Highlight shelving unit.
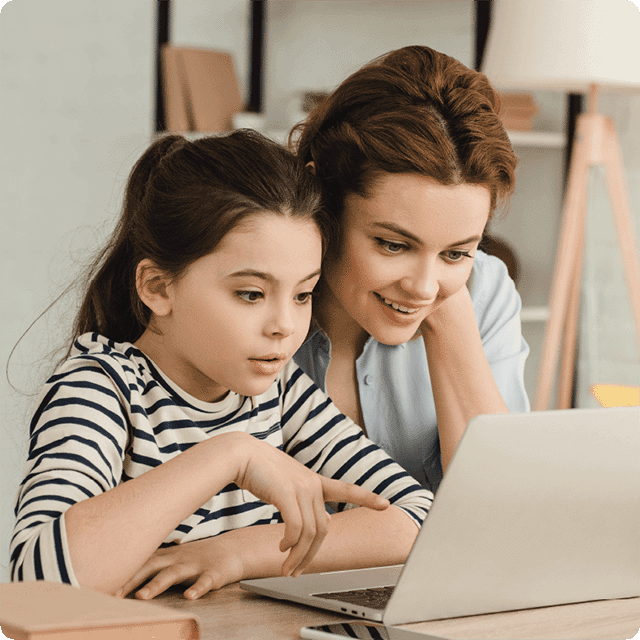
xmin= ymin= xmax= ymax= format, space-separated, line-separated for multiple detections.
xmin=506 ymin=128 xmax=566 ymax=329
xmin=494 ymin=124 xmax=567 ymax=400
xmin=507 ymin=130 xmax=566 ymax=149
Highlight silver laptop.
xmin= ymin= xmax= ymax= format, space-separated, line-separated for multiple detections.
xmin=241 ymin=407 xmax=640 ymax=625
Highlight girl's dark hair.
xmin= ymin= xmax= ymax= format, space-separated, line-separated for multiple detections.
xmin=71 ymin=129 xmax=326 ymax=346
xmin=293 ymin=45 xmax=517 ymax=226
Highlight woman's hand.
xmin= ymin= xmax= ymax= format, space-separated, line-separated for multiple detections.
xmin=234 ymin=435 xmax=389 ymax=578
xmin=119 ymin=535 xmax=244 ymax=600
xmin=420 ymin=284 xmax=473 ymax=335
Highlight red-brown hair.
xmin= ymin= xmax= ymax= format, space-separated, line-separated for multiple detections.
xmin=293 ymin=45 xmax=517 ymax=226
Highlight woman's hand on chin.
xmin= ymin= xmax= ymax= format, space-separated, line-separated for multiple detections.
xmin=419 ymin=285 xmax=474 ymax=335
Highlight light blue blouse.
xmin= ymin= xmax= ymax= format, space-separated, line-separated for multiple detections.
xmin=294 ymin=250 xmax=530 ymax=494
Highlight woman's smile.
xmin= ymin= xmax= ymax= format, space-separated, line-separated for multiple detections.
xmin=320 ymin=173 xmax=491 ymax=346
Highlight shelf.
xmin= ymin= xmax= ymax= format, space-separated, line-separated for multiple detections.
xmin=520 ymin=306 xmax=550 ymax=323
xmin=507 ymin=130 xmax=566 ymax=148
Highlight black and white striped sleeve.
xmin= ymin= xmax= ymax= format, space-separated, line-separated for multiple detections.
xmin=278 ymin=362 xmax=433 ymax=528
xmin=10 ymin=356 xmax=130 ymax=585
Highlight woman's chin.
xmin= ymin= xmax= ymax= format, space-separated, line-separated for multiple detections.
xmin=367 ymin=321 xmax=424 ymax=346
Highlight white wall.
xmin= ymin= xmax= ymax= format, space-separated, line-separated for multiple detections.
xmin=262 ymin=0 xmax=473 ymax=128
xmin=0 ymin=0 xmax=476 ymax=582
xmin=1 ymin=0 xmax=154 ymax=582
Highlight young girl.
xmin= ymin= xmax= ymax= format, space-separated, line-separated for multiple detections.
xmin=10 ymin=131 xmax=433 ymax=601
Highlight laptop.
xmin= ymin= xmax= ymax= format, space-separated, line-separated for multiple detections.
xmin=240 ymin=407 xmax=640 ymax=625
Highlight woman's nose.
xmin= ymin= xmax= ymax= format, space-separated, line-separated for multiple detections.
xmin=400 ymin=261 xmax=439 ymax=300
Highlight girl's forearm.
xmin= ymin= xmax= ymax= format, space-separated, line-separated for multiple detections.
xmin=64 ymin=432 xmax=246 ymax=594
xmin=227 ymin=505 xmax=418 ymax=581
xmin=422 ymin=289 xmax=508 ymax=472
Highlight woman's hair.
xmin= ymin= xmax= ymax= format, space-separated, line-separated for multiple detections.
xmin=71 ymin=129 xmax=326 ymax=346
xmin=293 ymin=45 xmax=517 ymax=227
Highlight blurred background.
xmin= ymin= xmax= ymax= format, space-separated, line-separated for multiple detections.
xmin=2 ymin=0 xmax=639 ymax=582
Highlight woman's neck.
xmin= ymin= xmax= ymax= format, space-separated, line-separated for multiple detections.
xmin=313 ymin=282 xmax=370 ymax=360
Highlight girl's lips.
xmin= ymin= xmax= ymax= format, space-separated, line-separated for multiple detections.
xmin=249 ymin=354 xmax=287 ymax=376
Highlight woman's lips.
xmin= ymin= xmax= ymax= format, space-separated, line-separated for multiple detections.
xmin=374 ymin=292 xmax=424 ymax=315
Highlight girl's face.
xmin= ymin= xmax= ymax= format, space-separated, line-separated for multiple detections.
xmin=138 ymin=213 xmax=322 ymax=402
xmin=322 ymin=173 xmax=491 ymax=346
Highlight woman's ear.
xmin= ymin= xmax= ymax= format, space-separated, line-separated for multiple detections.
xmin=305 ymin=161 xmax=316 ymax=175
xmin=136 ymin=259 xmax=172 ymax=317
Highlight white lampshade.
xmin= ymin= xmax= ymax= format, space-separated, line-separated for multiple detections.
xmin=482 ymin=0 xmax=640 ymax=93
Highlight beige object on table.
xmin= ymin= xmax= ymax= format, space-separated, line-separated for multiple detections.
xmin=0 ymin=581 xmax=199 ymax=639
xmin=161 ymin=45 xmax=242 ymax=133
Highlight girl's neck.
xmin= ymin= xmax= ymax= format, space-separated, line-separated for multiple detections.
xmin=313 ymin=282 xmax=370 ymax=360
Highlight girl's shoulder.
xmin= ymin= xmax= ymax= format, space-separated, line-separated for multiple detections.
xmin=51 ymin=332 xmax=151 ymax=396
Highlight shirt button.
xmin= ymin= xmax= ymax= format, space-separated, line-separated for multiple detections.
xmin=363 ymin=374 xmax=373 ymax=385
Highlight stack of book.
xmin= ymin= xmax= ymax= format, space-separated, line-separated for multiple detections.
xmin=497 ymin=92 xmax=539 ymax=131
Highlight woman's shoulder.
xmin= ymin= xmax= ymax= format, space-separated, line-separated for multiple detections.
xmin=468 ymin=250 xmax=524 ymax=340
xmin=469 ymin=250 xmax=520 ymax=309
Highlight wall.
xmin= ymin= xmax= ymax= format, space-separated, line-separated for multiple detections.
xmin=0 ymin=0 xmax=154 ymax=582
xmin=0 ymin=0 xmax=475 ymax=585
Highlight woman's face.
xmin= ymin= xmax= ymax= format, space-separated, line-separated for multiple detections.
xmin=322 ymin=173 xmax=491 ymax=346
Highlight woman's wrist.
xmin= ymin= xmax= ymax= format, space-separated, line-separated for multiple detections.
xmin=420 ymin=286 xmax=475 ymax=337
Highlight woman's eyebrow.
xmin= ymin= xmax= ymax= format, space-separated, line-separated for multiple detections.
xmin=370 ymin=223 xmax=481 ymax=248
xmin=446 ymin=235 xmax=482 ymax=248
xmin=227 ymin=269 xmax=322 ymax=285
xmin=370 ymin=222 xmax=422 ymax=244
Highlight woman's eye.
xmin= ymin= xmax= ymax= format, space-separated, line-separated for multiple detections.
xmin=376 ymin=238 xmax=407 ymax=254
xmin=444 ymin=250 xmax=472 ymax=262
xmin=236 ymin=290 xmax=263 ymax=303
xmin=295 ymin=292 xmax=313 ymax=304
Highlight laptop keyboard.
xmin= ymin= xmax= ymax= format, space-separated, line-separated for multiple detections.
xmin=313 ymin=585 xmax=395 ymax=610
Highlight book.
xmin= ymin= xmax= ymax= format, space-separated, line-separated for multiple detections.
xmin=161 ymin=45 xmax=191 ymax=132
xmin=161 ymin=45 xmax=242 ymax=133
xmin=0 ymin=581 xmax=199 ymax=639
xmin=497 ymin=92 xmax=539 ymax=131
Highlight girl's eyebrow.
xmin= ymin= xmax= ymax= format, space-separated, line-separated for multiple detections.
xmin=370 ymin=222 xmax=482 ymax=248
xmin=227 ymin=269 xmax=322 ymax=285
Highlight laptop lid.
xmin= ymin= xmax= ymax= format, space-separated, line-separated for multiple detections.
xmin=383 ymin=406 xmax=639 ymax=624
xmin=241 ymin=407 xmax=639 ymax=625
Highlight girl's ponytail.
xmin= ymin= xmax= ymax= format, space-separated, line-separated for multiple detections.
xmin=70 ymin=135 xmax=187 ymax=348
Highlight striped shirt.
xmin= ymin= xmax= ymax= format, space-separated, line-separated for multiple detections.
xmin=11 ymin=333 xmax=433 ymax=586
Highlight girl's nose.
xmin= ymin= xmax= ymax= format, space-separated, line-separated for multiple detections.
xmin=264 ymin=305 xmax=296 ymax=338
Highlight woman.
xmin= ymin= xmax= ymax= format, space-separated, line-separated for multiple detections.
xmin=293 ymin=45 xmax=530 ymax=493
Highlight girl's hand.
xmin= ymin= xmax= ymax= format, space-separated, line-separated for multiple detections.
xmin=119 ymin=536 xmax=244 ymax=601
xmin=236 ymin=435 xmax=389 ymax=578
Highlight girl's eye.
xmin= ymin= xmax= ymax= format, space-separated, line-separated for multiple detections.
xmin=444 ymin=250 xmax=472 ymax=262
xmin=295 ymin=292 xmax=313 ymax=304
xmin=236 ymin=290 xmax=263 ymax=303
xmin=375 ymin=238 xmax=407 ymax=254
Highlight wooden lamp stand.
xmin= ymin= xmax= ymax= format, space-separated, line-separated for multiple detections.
xmin=534 ymin=84 xmax=640 ymax=410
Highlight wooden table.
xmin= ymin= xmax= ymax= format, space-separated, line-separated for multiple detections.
xmin=154 ymin=584 xmax=639 ymax=640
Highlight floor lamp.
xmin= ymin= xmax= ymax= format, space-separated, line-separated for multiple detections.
xmin=482 ymin=0 xmax=640 ymax=410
